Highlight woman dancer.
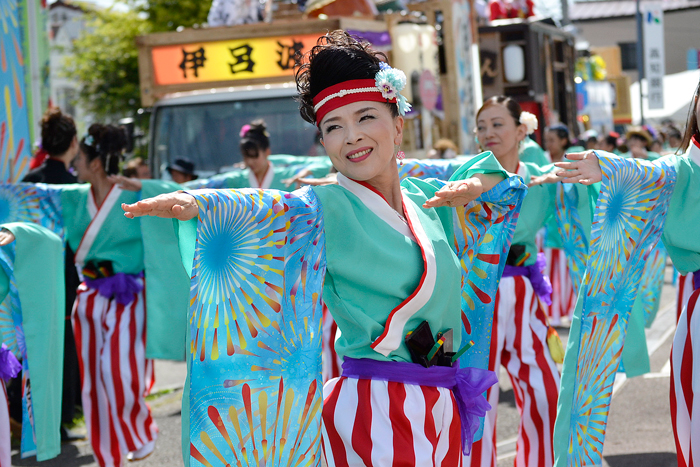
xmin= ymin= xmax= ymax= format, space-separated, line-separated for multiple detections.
xmin=124 ymin=31 xmax=527 ymax=466
xmin=187 ymin=119 xmax=331 ymax=189
xmin=466 ymin=96 xmax=582 ymax=467
xmin=0 ymin=124 xmax=190 ymax=467
xmin=554 ymin=79 xmax=700 ymax=467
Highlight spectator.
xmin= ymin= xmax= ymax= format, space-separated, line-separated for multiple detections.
xmin=167 ymin=158 xmax=198 ymax=184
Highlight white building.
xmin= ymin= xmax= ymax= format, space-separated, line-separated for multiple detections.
xmin=49 ymin=0 xmax=91 ymax=133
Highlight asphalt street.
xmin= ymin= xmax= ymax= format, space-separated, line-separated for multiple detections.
xmin=12 ymin=265 xmax=681 ymax=466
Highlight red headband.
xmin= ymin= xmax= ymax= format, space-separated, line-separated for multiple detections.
xmin=312 ymin=79 xmax=396 ymax=127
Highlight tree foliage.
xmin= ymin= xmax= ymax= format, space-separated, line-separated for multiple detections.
xmin=65 ymin=7 xmax=150 ymax=120
xmin=65 ymin=1 xmax=213 ymax=120
xmin=127 ymin=0 xmax=212 ymax=32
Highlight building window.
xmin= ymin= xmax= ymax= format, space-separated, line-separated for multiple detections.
xmin=619 ymin=42 xmax=638 ymax=70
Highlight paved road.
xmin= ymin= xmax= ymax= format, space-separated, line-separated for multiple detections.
xmin=12 ymin=266 xmax=681 ymax=466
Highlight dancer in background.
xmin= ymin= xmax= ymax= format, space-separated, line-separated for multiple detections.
xmin=466 ymin=97 xmax=591 ymax=467
xmin=0 ymin=123 xmax=190 ymax=467
xmin=551 ymin=78 xmax=700 ymax=467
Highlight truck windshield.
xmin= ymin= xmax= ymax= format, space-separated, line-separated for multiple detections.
xmin=151 ymin=95 xmax=319 ymax=176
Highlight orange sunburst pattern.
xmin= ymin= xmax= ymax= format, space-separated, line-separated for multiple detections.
xmin=187 ymin=187 xmax=325 ymax=467
xmin=446 ymin=176 xmax=527 ymax=372
xmin=559 ymin=155 xmax=676 ymax=467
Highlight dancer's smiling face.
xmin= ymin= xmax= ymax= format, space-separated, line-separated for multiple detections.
xmin=476 ymin=103 xmax=526 ymax=159
xmin=319 ymin=100 xmax=403 ymax=182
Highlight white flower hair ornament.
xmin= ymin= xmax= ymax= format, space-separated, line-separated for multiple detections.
xmin=519 ymin=111 xmax=538 ymax=134
xmin=375 ymin=62 xmax=412 ymax=116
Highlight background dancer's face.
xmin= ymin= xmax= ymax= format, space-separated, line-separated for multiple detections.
xmin=320 ymin=100 xmax=403 ymax=185
xmin=476 ymin=104 xmax=525 ymax=160
xmin=73 ymin=149 xmax=100 ymax=183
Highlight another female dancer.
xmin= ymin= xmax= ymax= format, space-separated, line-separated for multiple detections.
xmin=467 ymin=96 xmax=579 ymax=467
xmin=552 ymin=78 xmax=700 ymax=467
xmin=0 ymin=124 xmax=190 ymax=467
xmin=187 ymin=119 xmax=331 ymax=189
xmin=123 ymin=31 xmax=527 ymax=466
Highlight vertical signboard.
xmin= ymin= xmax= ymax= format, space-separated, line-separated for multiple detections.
xmin=642 ymin=2 xmax=665 ymax=110
xmin=451 ymin=0 xmax=478 ymax=153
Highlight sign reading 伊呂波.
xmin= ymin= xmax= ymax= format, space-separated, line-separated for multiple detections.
xmin=641 ymin=2 xmax=665 ymax=110
xmin=152 ymin=34 xmax=321 ymax=85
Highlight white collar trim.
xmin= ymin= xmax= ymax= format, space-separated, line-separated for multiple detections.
xmin=337 ymin=173 xmax=416 ymax=242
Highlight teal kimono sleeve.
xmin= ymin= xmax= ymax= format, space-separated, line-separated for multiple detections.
xmin=139 ymin=180 xmax=191 ymax=361
xmin=0 ymin=222 xmax=64 ymax=461
xmin=553 ymin=154 xmax=676 ymax=467
xmin=449 ymin=150 xmax=511 ymax=181
xmin=177 ymin=187 xmax=326 ymax=467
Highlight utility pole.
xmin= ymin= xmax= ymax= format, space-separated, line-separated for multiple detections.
xmin=636 ymin=0 xmax=645 ymax=125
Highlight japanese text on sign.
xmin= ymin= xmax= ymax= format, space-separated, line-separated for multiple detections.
xmin=642 ymin=3 xmax=665 ymax=110
xmin=154 ymin=34 xmax=321 ymax=85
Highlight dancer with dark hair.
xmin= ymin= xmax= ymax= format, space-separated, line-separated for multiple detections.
xmin=124 ymin=31 xmax=527 ymax=466
xmin=466 ymin=96 xmax=581 ymax=467
xmin=21 ymin=107 xmax=83 ymax=441
xmin=187 ymin=119 xmax=330 ymax=189
xmin=0 ymin=123 xmax=190 ymax=467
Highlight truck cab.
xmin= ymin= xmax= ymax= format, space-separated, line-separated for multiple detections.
xmin=149 ymin=83 xmax=319 ymax=178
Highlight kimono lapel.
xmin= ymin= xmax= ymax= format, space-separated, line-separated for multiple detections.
xmin=689 ymin=136 xmax=700 ymax=167
xmin=75 ymin=185 xmax=123 ymax=267
xmin=336 ymin=173 xmax=438 ymax=357
xmin=337 ymin=173 xmax=415 ymax=241
xmin=247 ymin=162 xmax=275 ymax=189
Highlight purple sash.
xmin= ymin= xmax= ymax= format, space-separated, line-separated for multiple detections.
xmin=0 ymin=343 xmax=20 ymax=381
xmin=502 ymin=252 xmax=553 ymax=305
xmin=341 ymin=357 xmax=498 ymax=455
xmin=84 ymin=272 xmax=144 ymax=305
xmin=694 ymin=270 xmax=700 ymax=290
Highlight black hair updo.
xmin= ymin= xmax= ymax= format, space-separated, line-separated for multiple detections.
xmin=295 ymin=30 xmax=399 ymax=125
xmin=79 ymin=123 xmax=127 ymax=176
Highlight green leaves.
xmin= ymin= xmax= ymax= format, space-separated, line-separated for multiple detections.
xmin=64 ymin=1 xmax=212 ymax=120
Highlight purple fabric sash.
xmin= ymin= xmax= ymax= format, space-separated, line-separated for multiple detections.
xmin=694 ymin=270 xmax=700 ymax=290
xmin=0 ymin=343 xmax=21 ymax=381
xmin=502 ymin=252 xmax=553 ymax=305
xmin=341 ymin=357 xmax=498 ymax=455
xmin=84 ymin=272 xmax=144 ymax=305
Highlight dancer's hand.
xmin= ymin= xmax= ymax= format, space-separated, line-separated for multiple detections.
xmin=528 ymin=171 xmax=562 ymax=187
xmin=122 ymin=191 xmax=198 ymax=221
xmin=282 ymin=169 xmax=313 ymax=188
xmin=108 ymin=175 xmax=142 ymax=191
xmin=554 ymin=151 xmax=602 ymax=185
xmin=424 ymin=178 xmax=484 ymax=208
xmin=0 ymin=229 xmax=15 ymax=246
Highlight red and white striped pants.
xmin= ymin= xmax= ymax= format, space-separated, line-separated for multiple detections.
xmin=671 ymin=286 xmax=700 ymax=467
xmin=72 ymin=283 xmax=158 ymax=467
xmin=0 ymin=381 xmax=8 ymax=467
xmin=677 ymin=273 xmax=694 ymax=324
xmin=544 ymin=248 xmax=575 ymax=325
xmin=465 ymin=276 xmax=560 ymax=467
xmin=322 ymin=376 xmax=463 ymax=466
xmin=322 ymin=304 xmax=342 ymax=384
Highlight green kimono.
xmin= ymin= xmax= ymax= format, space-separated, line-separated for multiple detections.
xmin=520 ymin=137 xmax=549 ymax=167
xmin=188 ymin=161 xmax=331 ymax=190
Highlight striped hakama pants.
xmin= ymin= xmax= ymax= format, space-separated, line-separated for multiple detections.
xmin=465 ymin=276 xmax=560 ymax=467
xmin=322 ymin=376 xmax=464 ymax=466
xmin=72 ymin=282 xmax=157 ymax=467
xmin=544 ymin=248 xmax=575 ymax=326
xmin=677 ymin=273 xmax=694 ymax=324
xmin=671 ymin=277 xmax=700 ymax=467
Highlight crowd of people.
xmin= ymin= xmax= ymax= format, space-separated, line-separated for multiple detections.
xmin=0 ymin=29 xmax=698 ymax=467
